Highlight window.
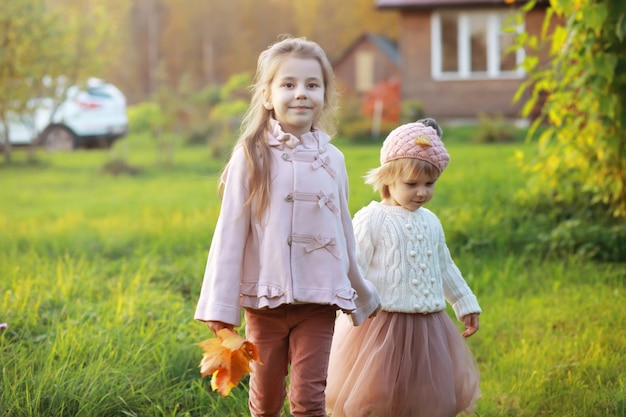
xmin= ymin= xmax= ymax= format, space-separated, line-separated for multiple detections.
xmin=355 ymin=51 xmax=375 ymax=92
xmin=432 ymin=10 xmax=525 ymax=80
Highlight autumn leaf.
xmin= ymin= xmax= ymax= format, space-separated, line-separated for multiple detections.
xmin=198 ymin=328 xmax=261 ymax=396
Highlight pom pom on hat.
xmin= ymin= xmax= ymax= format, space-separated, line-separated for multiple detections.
xmin=417 ymin=117 xmax=443 ymax=138
xmin=380 ymin=119 xmax=450 ymax=173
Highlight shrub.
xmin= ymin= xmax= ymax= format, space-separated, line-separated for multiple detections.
xmin=337 ymin=118 xmax=396 ymax=144
xmin=127 ymin=102 xmax=164 ymax=135
xmin=513 ymin=0 xmax=626 ymax=219
xmin=514 ymin=188 xmax=626 ymax=262
xmin=338 ymin=96 xmax=422 ymax=144
xmin=400 ymin=99 xmax=426 ymax=124
xmin=471 ymin=113 xmax=519 ymax=144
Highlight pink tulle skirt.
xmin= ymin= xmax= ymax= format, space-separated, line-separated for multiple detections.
xmin=326 ymin=310 xmax=480 ymax=417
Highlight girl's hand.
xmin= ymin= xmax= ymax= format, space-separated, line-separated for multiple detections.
xmin=461 ymin=313 xmax=480 ymax=338
xmin=206 ymin=320 xmax=235 ymax=336
xmin=368 ymin=303 xmax=382 ymax=319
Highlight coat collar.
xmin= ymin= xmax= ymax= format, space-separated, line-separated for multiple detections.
xmin=266 ymin=119 xmax=331 ymax=150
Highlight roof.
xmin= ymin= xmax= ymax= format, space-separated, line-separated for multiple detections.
xmin=377 ymin=0 xmax=527 ymax=8
xmin=366 ymin=34 xmax=400 ymax=65
xmin=333 ymin=33 xmax=399 ymax=67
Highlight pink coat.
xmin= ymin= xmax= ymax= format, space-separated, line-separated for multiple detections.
xmin=194 ymin=121 xmax=380 ymax=327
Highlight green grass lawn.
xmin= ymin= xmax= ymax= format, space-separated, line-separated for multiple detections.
xmin=1 ymin=133 xmax=624 ymax=416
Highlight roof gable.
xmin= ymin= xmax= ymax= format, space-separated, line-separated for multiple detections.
xmin=366 ymin=34 xmax=400 ymax=65
xmin=333 ymin=32 xmax=399 ymax=68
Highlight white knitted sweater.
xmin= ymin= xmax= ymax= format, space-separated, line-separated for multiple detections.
xmin=352 ymin=201 xmax=481 ymax=320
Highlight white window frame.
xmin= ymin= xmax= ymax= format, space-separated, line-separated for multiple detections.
xmin=431 ymin=9 xmax=526 ymax=81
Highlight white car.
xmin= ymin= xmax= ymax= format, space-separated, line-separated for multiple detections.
xmin=3 ymin=78 xmax=128 ymax=150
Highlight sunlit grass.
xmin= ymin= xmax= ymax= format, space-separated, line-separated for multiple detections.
xmin=460 ymin=256 xmax=625 ymax=416
xmin=0 ymin=132 xmax=624 ymax=416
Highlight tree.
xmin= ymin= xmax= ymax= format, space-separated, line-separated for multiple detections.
xmin=0 ymin=0 xmax=129 ymax=163
xmin=0 ymin=0 xmax=62 ymax=162
xmin=103 ymin=0 xmax=398 ymax=103
xmin=514 ymin=0 xmax=626 ymax=219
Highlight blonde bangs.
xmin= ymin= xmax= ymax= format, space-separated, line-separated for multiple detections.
xmin=365 ymin=158 xmax=440 ymax=199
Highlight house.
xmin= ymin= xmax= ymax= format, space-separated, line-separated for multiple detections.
xmin=332 ymin=32 xmax=401 ymax=97
xmin=376 ymin=0 xmax=549 ymax=121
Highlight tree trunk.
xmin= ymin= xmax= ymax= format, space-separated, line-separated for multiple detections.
xmin=1 ymin=138 xmax=12 ymax=164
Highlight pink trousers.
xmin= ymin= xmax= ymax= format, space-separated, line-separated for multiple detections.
xmin=244 ymin=304 xmax=337 ymax=417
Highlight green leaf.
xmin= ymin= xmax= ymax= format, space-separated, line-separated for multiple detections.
xmin=581 ymin=4 xmax=609 ymax=36
xmin=616 ymin=13 xmax=626 ymax=42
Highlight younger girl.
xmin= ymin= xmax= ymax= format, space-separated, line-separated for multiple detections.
xmin=194 ymin=37 xmax=380 ymax=417
xmin=326 ymin=119 xmax=482 ymax=417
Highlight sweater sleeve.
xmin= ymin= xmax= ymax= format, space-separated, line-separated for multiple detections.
xmin=435 ymin=219 xmax=482 ymax=320
xmin=352 ymin=206 xmax=375 ymax=279
xmin=194 ymin=148 xmax=251 ymax=327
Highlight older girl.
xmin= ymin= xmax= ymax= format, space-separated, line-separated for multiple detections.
xmin=194 ymin=36 xmax=380 ymax=417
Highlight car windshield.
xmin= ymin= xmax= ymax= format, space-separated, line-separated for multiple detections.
xmin=87 ymin=87 xmax=113 ymax=98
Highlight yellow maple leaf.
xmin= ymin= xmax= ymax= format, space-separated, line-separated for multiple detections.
xmin=198 ymin=328 xmax=261 ymax=396
xmin=414 ymin=134 xmax=432 ymax=146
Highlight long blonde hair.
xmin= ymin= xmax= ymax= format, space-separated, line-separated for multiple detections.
xmin=220 ymin=36 xmax=338 ymax=217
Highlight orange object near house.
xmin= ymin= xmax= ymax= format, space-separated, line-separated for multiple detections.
xmin=361 ymin=78 xmax=402 ymax=123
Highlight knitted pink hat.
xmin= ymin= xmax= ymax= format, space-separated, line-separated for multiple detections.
xmin=380 ymin=120 xmax=450 ymax=173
